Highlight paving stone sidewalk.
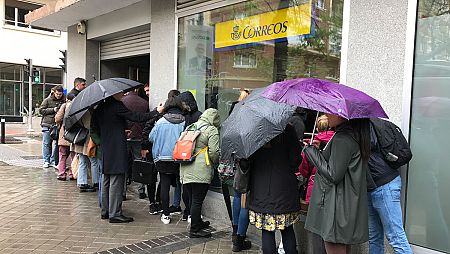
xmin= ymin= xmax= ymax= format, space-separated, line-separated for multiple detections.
xmin=0 ymin=141 xmax=261 ymax=254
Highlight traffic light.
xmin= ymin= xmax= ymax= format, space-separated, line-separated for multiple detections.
xmin=59 ymin=50 xmax=66 ymax=72
xmin=24 ymin=58 xmax=31 ymax=77
xmin=32 ymin=68 xmax=40 ymax=83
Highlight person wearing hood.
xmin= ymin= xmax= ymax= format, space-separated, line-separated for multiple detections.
xmin=288 ymin=107 xmax=307 ymax=141
xmin=173 ymin=91 xmax=203 ymax=218
xmin=178 ymin=91 xmax=202 ymax=127
xmin=149 ymin=96 xmax=186 ymax=225
xmin=180 ymin=108 xmax=220 ymax=238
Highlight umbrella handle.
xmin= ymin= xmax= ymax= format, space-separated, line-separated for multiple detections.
xmin=310 ymin=111 xmax=319 ymax=146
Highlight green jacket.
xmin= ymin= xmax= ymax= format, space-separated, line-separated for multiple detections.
xmin=180 ymin=108 xmax=220 ymax=185
xmin=304 ymin=122 xmax=369 ymax=244
xmin=39 ymin=94 xmax=64 ymax=128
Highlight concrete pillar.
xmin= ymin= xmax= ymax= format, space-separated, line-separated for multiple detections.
xmin=343 ymin=0 xmax=410 ymax=126
xmin=67 ymin=25 xmax=99 ymax=89
xmin=149 ymin=0 xmax=177 ymax=108
xmin=0 ymin=0 xmax=5 ymax=22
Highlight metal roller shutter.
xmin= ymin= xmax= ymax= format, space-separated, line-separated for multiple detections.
xmin=177 ymin=0 xmax=211 ymax=10
xmin=100 ymin=30 xmax=150 ymax=61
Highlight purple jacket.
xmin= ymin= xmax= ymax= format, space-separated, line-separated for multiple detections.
xmin=121 ymin=91 xmax=149 ymax=140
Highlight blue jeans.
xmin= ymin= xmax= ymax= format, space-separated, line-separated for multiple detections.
xmin=232 ymin=190 xmax=249 ymax=236
xmin=42 ymin=127 xmax=55 ymax=164
xmin=368 ymin=176 xmax=412 ymax=254
xmin=77 ymin=154 xmax=100 ymax=186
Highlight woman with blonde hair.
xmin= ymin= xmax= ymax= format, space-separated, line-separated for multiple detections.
xmin=304 ymin=115 xmax=370 ymax=254
xmin=229 ymin=89 xmax=250 ymax=115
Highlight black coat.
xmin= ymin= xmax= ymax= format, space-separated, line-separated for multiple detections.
xmin=245 ymin=125 xmax=303 ymax=214
xmin=368 ymin=123 xmax=398 ymax=190
xmin=288 ymin=112 xmax=306 ymax=141
xmin=178 ymin=91 xmax=202 ymax=128
xmin=67 ymin=88 xmax=81 ymax=98
xmin=93 ymin=98 xmax=158 ymax=175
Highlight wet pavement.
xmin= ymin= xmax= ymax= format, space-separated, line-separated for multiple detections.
xmin=0 ymin=139 xmax=261 ymax=253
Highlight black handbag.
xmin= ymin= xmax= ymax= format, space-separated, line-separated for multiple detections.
xmin=233 ymin=160 xmax=251 ymax=193
xmin=132 ymin=159 xmax=156 ymax=184
xmin=50 ymin=125 xmax=59 ymax=140
xmin=63 ymin=124 xmax=88 ymax=144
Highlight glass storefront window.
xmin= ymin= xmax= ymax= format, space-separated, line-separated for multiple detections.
xmin=0 ymin=81 xmax=21 ymax=115
xmin=0 ymin=63 xmax=22 ymax=81
xmin=45 ymin=68 xmax=63 ymax=84
xmin=177 ymin=0 xmax=344 ymax=123
xmin=405 ymin=0 xmax=450 ymax=252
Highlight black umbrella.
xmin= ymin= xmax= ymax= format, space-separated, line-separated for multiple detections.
xmin=221 ymin=89 xmax=295 ymax=160
xmin=65 ymin=78 xmax=142 ymax=129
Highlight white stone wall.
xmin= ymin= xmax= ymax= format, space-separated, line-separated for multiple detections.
xmin=344 ymin=0 xmax=410 ymax=126
xmin=67 ymin=25 xmax=99 ymax=89
xmin=0 ymin=0 xmax=67 ymax=68
xmin=87 ymin=0 xmax=151 ymax=40
xmin=149 ymin=0 xmax=177 ymax=108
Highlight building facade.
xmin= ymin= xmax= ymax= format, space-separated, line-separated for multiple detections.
xmin=0 ymin=0 xmax=66 ymax=120
xmin=26 ymin=0 xmax=450 ymax=253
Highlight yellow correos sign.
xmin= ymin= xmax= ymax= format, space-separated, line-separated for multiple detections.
xmin=215 ymin=3 xmax=312 ymax=49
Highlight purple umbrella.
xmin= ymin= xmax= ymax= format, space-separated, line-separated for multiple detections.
xmin=262 ymin=78 xmax=388 ymax=119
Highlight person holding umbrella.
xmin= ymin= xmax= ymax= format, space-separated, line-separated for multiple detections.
xmin=220 ymin=89 xmax=299 ymax=253
xmin=262 ymin=78 xmax=389 ymax=254
xmin=240 ymin=124 xmax=303 ymax=254
xmin=89 ymin=79 xmax=163 ymax=223
xmin=303 ymin=116 xmax=370 ymax=254
xmin=93 ymin=93 xmax=162 ymax=223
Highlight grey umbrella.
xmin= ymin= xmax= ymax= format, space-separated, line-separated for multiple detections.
xmin=65 ymin=78 xmax=142 ymax=129
xmin=221 ymin=89 xmax=295 ymax=160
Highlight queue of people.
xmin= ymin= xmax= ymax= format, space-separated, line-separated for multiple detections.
xmin=40 ymin=78 xmax=412 ymax=254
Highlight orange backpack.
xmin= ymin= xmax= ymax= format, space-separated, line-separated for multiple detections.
xmin=172 ymin=123 xmax=208 ymax=164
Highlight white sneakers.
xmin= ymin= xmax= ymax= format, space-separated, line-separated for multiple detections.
xmin=43 ymin=162 xmax=49 ymax=168
xmin=161 ymin=215 xmax=171 ymax=225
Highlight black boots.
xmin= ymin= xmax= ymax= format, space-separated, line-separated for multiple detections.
xmin=232 ymin=235 xmax=252 ymax=252
xmin=232 ymin=225 xmax=238 ymax=242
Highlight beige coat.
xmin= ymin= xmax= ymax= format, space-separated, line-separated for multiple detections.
xmin=55 ymin=102 xmax=70 ymax=147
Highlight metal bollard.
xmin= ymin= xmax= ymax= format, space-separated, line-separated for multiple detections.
xmin=1 ymin=118 xmax=5 ymax=144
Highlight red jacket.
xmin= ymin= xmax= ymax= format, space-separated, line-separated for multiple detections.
xmin=297 ymin=131 xmax=335 ymax=204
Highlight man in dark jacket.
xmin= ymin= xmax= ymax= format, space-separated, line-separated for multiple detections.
xmin=122 ymin=90 xmax=149 ymax=199
xmin=367 ymin=125 xmax=412 ymax=254
xmin=67 ymin=77 xmax=86 ymax=98
xmin=39 ymin=85 xmax=65 ymax=168
xmin=93 ymin=93 xmax=162 ymax=223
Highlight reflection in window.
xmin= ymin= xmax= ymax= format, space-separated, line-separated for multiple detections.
xmin=177 ymin=0 xmax=343 ymax=190
xmin=177 ymin=0 xmax=343 ymax=114
xmin=406 ymin=0 xmax=450 ymax=252
xmin=234 ymin=52 xmax=257 ymax=68
xmin=316 ymin=0 xmax=325 ymax=10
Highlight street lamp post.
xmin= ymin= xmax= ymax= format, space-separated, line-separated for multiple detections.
xmin=25 ymin=59 xmax=34 ymax=133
